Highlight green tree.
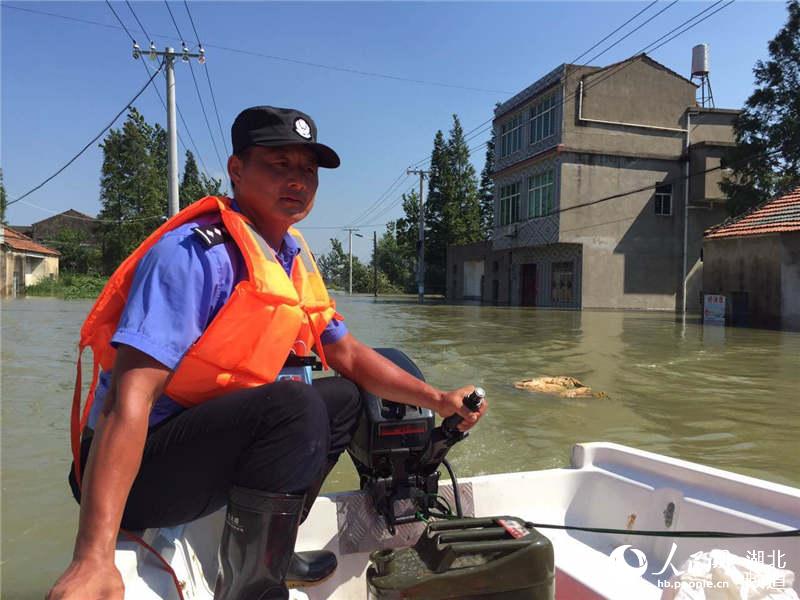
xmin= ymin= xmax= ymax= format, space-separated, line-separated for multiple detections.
xmin=317 ymin=238 xmax=348 ymax=288
xmin=421 ymin=115 xmax=482 ymax=294
xmin=97 ymin=108 xmax=167 ymax=273
xmin=51 ymin=228 xmax=101 ymax=274
xmin=478 ymin=134 xmax=495 ymax=239
xmin=180 ymin=150 xmax=223 ymax=209
xmin=443 ymin=114 xmax=482 ymax=247
xmin=373 ymin=222 xmax=414 ymax=292
xmin=395 ymin=190 xmax=422 ymax=292
xmin=0 ymin=169 xmax=7 ymax=225
xmin=721 ymin=0 xmax=800 ymax=215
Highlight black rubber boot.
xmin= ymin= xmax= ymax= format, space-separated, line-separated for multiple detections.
xmin=214 ymin=486 xmax=305 ymax=600
xmin=287 ymin=459 xmax=338 ymax=588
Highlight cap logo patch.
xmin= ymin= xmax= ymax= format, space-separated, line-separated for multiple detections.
xmin=294 ymin=118 xmax=312 ymax=140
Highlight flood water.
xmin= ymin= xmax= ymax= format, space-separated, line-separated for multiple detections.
xmin=2 ymin=295 xmax=800 ymax=598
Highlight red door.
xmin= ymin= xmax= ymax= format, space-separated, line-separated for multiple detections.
xmin=521 ymin=264 xmax=537 ymax=306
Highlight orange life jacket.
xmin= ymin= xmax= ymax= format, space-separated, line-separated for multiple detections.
xmin=71 ymin=195 xmax=340 ymax=481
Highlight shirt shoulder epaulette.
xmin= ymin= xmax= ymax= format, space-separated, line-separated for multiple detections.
xmin=192 ymin=223 xmax=231 ymax=249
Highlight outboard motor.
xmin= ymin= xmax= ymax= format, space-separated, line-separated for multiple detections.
xmin=347 ymin=348 xmax=483 ymax=533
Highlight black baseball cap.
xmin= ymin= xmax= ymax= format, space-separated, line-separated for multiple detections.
xmin=231 ymin=106 xmax=340 ymax=168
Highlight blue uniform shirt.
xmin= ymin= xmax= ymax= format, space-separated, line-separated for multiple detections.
xmin=88 ymin=206 xmax=347 ymax=429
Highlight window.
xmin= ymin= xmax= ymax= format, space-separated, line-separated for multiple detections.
xmin=500 ymin=114 xmax=523 ymax=157
xmin=498 ymin=182 xmax=521 ymax=226
xmin=528 ymin=170 xmax=555 ymax=218
xmin=655 ymin=184 xmax=672 ymax=216
xmin=529 ymin=94 xmax=557 ymax=144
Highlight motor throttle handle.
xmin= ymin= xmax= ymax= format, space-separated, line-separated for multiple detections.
xmin=441 ymin=387 xmax=485 ymax=436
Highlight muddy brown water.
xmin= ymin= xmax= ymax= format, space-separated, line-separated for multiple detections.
xmin=2 ymin=295 xmax=799 ymax=598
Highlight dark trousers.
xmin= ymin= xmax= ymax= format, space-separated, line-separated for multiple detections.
xmin=70 ymin=377 xmax=362 ymax=531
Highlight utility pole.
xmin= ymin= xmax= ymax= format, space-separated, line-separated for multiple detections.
xmin=373 ymin=230 xmax=378 ymax=298
xmin=407 ymin=168 xmax=429 ymax=304
xmin=344 ymin=228 xmax=362 ymax=295
xmin=132 ymin=43 xmax=205 ymax=217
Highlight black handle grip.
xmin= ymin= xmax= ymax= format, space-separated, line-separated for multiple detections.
xmin=441 ymin=387 xmax=485 ymax=436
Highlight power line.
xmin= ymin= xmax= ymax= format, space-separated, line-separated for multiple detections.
xmin=2 ymin=4 xmax=509 ymax=95
xmin=186 ymin=60 xmax=228 ymax=175
xmin=104 ymin=0 xmax=136 ymax=43
xmin=516 ymin=145 xmax=781 ymax=231
xmin=162 ymin=0 xmax=226 ymax=176
xmin=414 ymin=0 xmax=734 ymax=174
xmin=7 ymin=62 xmax=165 ymax=207
xmin=108 ymin=0 xmax=217 ymax=183
xmin=183 ymin=0 xmax=230 ymax=156
xmin=578 ymin=0 xmax=679 ymax=68
xmin=162 ymin=0 xmax=186 ymax=44
xmin=407 ymin=0 xmax=681 ymax=171
xmin=13 ymin=199 xmax=165 ymax=224
xmin=569 ymin=0 xmax=659 ymax=65
xmin=125 ymin=0 xmax=151 ymax=43
xmin=348 ymin=172 xmax=411 ymax=227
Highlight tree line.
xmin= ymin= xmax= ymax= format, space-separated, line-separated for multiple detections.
xmin=317 ymin=114 xmax=496 ymax=294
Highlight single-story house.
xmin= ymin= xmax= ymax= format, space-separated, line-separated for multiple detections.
xmin=703 ymin=187 xmax=800 ymax=330
xmin=1 ymin=226 xmax=60 ymax=297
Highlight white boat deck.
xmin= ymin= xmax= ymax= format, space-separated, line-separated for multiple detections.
xmin=116 ymin=443 xmax=800 ymax=599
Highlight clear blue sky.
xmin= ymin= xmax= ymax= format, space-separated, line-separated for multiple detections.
xmin=1 ymin=1 xmax=790 ymax=259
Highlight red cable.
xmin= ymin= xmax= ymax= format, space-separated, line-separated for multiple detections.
xmin=119 ymin=529 xmax=186 ymax=600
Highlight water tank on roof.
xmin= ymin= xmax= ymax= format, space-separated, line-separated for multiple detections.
xmin=692 ymin=44 xmax=709 ymax=76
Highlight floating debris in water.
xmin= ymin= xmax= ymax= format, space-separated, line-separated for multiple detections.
xmin=513 ymin=376 xmax=608 ymax=399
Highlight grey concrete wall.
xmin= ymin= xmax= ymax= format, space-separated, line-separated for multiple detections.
xmin=781 ymin=233 xmax=800 ymax=330
xmin=703 ymin=235 xmax=783 ymax=328
xmin=691 ymin=110 xmax=737 ymax=145
xmin=447 ymin=241 xmax=492 ymax=302
xmin=689 ymin=144 xmax=734 ymax=203
xmin=559 ymin=154 xmax=685 ymax=310
xmin=561 ymin=58 xmax=694 ymax=158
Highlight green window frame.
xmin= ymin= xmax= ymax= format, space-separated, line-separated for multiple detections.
xmin=499 ymin=182 xmax=521 ymax=226
xmin=527 ymin=170 xmax=555 ymax=218
xmin=500 ymin=115 xmax=523 ymax=157
xmin=529 ymin=95 xmax=556 ymax=145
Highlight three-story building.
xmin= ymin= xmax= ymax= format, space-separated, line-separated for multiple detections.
xmin=448 ymin=52 xmax=737 ymax=312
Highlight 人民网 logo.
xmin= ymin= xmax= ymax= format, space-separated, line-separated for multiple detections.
xmin=294 ymin=118 xmax=312 ymax=139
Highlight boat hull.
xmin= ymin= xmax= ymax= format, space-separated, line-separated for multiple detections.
xmin=115 ymin=443 xmax=800 ymax=599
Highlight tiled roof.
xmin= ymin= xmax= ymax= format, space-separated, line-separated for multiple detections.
xmin=1 ymin=226 xmax=61 ymax=256
xmin=704 ymin=187 xmax=800 ymax=239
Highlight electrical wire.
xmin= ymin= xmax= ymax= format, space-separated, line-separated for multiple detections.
xmin=125 ymin=0 xmax=151 ymax=43
xmin=405 ymin=0 xmax=680 ymax=171
xmin=162 ymin=1 xmax=227 ymax=176
xmin=7 ymin=62 xmax=165 ymax=207
xmin=183 ymin=0 xmax=230 ymax=156
xmin=348 ymin=172 xmax=411 ymax=227
xmin=2 ymin=4 xmax=508 ymax=95
xmin=569 ymin=0 xmax=659 ymax=65
xmin=12 ymin=199 xmax=166 ymax=223
xmin=109 ymin=0 xmax=217 ymax=183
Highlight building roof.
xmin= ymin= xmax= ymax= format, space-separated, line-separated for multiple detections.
xmin=32 ymin=208 xmax=97 ymax=226
xmin=583 ymin=53 xmax=697 ymax=87
xmin=1 ymin=226 xmax=61 ymax=256
xmin=494 ymin=52 xmax=697 ymax=121
xmin=705 ymin=187 xmax=800 ymax=240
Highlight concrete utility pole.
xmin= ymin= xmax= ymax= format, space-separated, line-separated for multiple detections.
xmin=373 ymin=230 xmax=378 ymax=298
xmin=344 ymin=228 xmax=362 ymax=295
xmin=132 ymin=43 xmax=205 ymax=217
xmin=406 ymin=168 xmax=429 ymax=304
